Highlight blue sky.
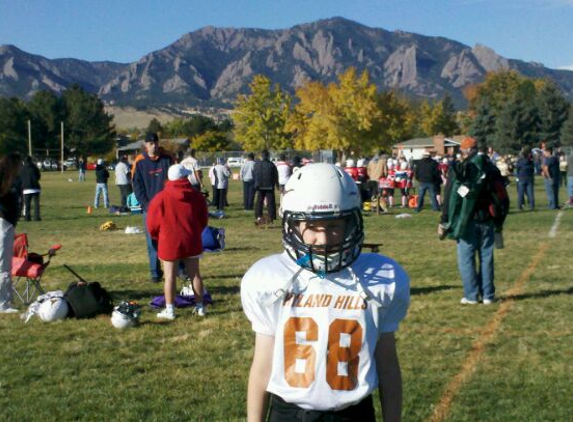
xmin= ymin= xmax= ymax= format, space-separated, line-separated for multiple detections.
xmin=1 ymin=0 xmax=572 ymax=70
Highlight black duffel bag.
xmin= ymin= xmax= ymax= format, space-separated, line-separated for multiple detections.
xmin=65 ymin=281 xmax=113 ymax=319
xmin=63 ymin=264 xmax=113 ymax=319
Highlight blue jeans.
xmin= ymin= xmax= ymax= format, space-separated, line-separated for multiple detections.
xmin=143 ymin=212 xmax=162 ymax=279
xmin=416 ymin=182 xmax=439 ymax=211
xmin=457 ymin=220 xmax=495 ymax=302
xmin=243 ymin=181 xmax=255 ymax=210
xmin=567 ymin=176 xmax=573 ymax=201
xmin=94 ymin=183 xmax=109 ymax=208
xmin=517 ymin=178 xmax=534 ymax=210
xmin=544 ymin=178 xmax=559 ymax=209
xmin=0 ymin=219 xmax=15 ymax=310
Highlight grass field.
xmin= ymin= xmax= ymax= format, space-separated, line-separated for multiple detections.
xmin=1 ymin=171 xmax=572 ymax=421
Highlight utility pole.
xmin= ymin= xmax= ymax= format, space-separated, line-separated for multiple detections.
xmin=60 ymin=121 xmax=64 ymax=174
xmin=27 ymin=119 xmax=32 ymax=156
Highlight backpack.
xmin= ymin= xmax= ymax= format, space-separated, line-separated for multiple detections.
xmin=443 ymin=155 xmax=509 ymax=240
xmin=64 ymin=281 xmax=114 ymax=319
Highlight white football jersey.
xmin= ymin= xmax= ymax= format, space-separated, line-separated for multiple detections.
xmin=180 ymin=156 xmax=200 ymax=186
xmin=241 ymin=251 xmax=410 ymax=411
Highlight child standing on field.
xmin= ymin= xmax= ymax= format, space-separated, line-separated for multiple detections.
xmin=241 ymin=163 xmax=410 ymax=421
xmin=147 ymin=164 xmax=209 ymax=320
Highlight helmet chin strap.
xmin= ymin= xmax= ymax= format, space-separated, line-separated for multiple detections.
xmin=264 ymin=255 xmax=385 ymax=308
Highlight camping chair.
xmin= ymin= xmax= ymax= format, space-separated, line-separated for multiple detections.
xmin=11 ymin=233 xmax=62 ymax=304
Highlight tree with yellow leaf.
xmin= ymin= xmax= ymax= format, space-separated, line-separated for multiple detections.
xmin=288 ymin=68 xmax=381 ymax=158
xmin=232 ymin=75 xmax=292 ymax=152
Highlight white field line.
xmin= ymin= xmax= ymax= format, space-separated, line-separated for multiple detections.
xmin=548 ymin=211 xmax=563 ymax=238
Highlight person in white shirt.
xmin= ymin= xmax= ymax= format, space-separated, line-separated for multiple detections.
xmin=212 ymin=157 xmax=231 ymax=211
xmin=114 ymin=156 xmax=132 ymax=209
xmin=180 ymin=149 xmax=203 ymax=191
xmin=275 ymin=153 xmax=292 ymax=194
xmin=241 ymin=163 xmax=410 ymax=421
xmin=240 ymin=153 xmax=256 ymax=210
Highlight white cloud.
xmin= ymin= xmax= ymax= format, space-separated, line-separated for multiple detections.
xmin=558 ymin=64 xmax=573 ymax=71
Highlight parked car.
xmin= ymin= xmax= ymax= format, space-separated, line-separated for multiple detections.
xmin=37 ymin=159 xmax=58 ymax=171
xmin=227 ymin=157 xmax=244 ymax=168
xmin=62 ymin=158 xmax=77 ymax=170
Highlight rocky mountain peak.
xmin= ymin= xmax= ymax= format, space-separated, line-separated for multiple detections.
xmin=1 ymin=18 xmax=572 ymax=107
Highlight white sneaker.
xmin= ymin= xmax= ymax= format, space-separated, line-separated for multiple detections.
xmin=483 ymin=298 xmax=496 ymax=305
xmin=195 ymin=304 xmax=206 ymax=317
xmin=0 ymin=307 xmax=19 ymax=314
xmin=460 ymin=298 xmax=478 ymax=305
xmin=156 ymin=308 xmax=176 ymax=320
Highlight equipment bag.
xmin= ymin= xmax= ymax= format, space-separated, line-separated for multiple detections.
xmin=63 ymin=264 xmax=113 ymax=318
xmin=65 ymin=281 xmax=113 ymax=319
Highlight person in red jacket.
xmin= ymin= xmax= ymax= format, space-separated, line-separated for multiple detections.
xmin=147 ymin=164 xmax=209 ymax=320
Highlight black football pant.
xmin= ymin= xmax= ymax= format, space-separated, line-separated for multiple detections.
xmin=255 ymin=189 xmax=276 ymax=221
xmin=24 ymin=193 xmax=41 ymax=221
xmin=268 ymin=394 xmax=375 ymax=422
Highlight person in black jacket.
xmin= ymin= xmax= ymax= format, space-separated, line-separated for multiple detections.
xmin=0 ymin=152 xmax=23 ymax=313
xmin=515 ymin=148 xmax=535 ymax=211
xmin=94 ymin=158 xmax=110 ymax=209
xmin=19 ymin=156 xmax=42 ymax=221
xmin=414 ymin=151 xmax=441 ymax=212
xmin=253 ymin=150 xmax=279 ymax=223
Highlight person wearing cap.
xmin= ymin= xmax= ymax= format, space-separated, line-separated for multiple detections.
xmin=94 ymin=158 xmax=110 ymax=209
xmin=439 ymin=136 xmax=509 ymax=305
xmin=132 ymin=132 xmax=174 ymax=282
xmin=414 ymin=150 xmax=441 ymax=213
xmin=147 ymin=164 xmax=209 ymax=320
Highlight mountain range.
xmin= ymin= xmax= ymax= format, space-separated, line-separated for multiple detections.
xmin=1 ymin=17 xmax=573 ymax=108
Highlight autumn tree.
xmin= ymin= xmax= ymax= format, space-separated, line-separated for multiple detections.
xmin=233 ymin=75 xmax=292 ymax=152
xmin=192 ymin=130 xmax=230 ymax=152
xmin=289 ymin=68 xmax=381 ymax=157
xmin=369 ymin=91 xmax=413 ymax=152
xmin=419 ymin=94 xmax=459 ymax=137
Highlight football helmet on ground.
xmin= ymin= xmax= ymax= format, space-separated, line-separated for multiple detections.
xmin=111 ymin=301 xmax=141 ymax=329
xmin=38 ymin=297 xmax=69 ymax=322
xmin=280 ymin=163 xmax=364 ymax=275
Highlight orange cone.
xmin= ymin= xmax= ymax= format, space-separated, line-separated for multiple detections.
xmin=87 ymin=206 xmax=93 ymax=214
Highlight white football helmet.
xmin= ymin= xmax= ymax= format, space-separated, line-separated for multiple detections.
xmin=111 ymin=301 xmax=141 ymax=329
xmin=345 ymin=159 xmax=355 ymax=167
xmin=38 ymin=297 xmax=69 ymax=322
xmin=280 ymin=163 xmax=364 ymax=275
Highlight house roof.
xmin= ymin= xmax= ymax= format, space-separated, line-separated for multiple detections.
xmin=394 ymin=137 xmax=461 ymax=149
xmin=116 ymin=138 xmax=190 ymax=152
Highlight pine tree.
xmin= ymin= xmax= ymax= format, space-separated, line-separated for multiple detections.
xmin=536 ymin=81 xmax=569 ymax=146
xmin=560 ymin=106 xmax=573 ymax=147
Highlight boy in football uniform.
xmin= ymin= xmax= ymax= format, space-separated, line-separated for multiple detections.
xmin=241 ymin=163 xmax=410 ymax=421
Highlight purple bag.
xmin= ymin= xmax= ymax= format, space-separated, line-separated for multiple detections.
xmin=150 ymin=291 xmax=213 ymax=308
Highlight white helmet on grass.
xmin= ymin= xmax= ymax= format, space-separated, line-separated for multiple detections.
xmin=38 ymin=297 xmax=69 ymax=322
xmin=280 ymin=163 xmax=364 ymax=275
xmin=111 ymin=301 xmax=141 ymax=329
